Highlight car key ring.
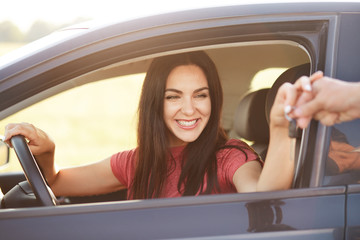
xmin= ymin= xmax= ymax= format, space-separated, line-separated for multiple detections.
xmin=285 ymin=105 xmax=297 ymax=138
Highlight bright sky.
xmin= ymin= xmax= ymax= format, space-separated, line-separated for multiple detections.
xmin=1 ymin=0 xmax=357 ymax=32
xmin=0 ymin=0 xmax=233 ymax=32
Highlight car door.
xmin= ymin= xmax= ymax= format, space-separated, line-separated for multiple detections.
xmin=322 ymin=13 xmax=360 ymax=240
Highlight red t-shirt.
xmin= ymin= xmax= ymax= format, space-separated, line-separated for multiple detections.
xmin=110 ymin=139 xmax=260 ymax=199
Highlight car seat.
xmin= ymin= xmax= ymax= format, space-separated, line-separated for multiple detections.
xmin=233 ymin=63 xmax=311 ymax=161
xmin=233 ymin=88 xmax=270 ymax=160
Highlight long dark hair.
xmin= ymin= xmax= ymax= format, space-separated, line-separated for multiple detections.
xmin=131 ymin=51 xmax=233 ymax=199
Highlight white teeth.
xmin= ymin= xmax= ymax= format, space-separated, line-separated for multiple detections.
xmin=177 ymin=120 xmax=197 ymax=126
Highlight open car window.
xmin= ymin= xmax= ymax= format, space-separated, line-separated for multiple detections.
xmin=0 ymin=41 xmax=310 ymax=185
xmin=0 ymin=74 xmax=144 ymax=172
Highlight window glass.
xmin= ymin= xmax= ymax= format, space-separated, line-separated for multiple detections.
xmin=0 ymin=73 xmax=144 ymax=172
xmin=323 ymin=119 xmax=360 ymax=185
xmin=0 ymin=42 xmax=311 ymax=175
xmin=250 ymin=68 xmax=287 ymax=91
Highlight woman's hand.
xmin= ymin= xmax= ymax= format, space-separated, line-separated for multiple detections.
xmin=269 ymin=72 xmax=321 ymax=130
xmin=3 ymin=122 xmax=124 ymax=197
xmin=256 ymin=72 xmax=322 ymax=192
xmin=4 ymin=123 xmax=55 ymax=155
xmin=4 ymin=122 xmax=57 ymax=183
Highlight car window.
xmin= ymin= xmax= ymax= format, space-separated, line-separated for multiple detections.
xmin=323 ymin=119 xmax=360 ymax=186
xmin=0 ymin=74 xmax=144 ymax=172
xmin=250 ymin=67 xmax=288 ymax=91
xmin=0 ymin=41 xmax=310 ymax=180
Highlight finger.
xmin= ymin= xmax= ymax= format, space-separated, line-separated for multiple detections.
xmin=4 ymin=123 xmax=18 ymax=147
xmin=314 ymin=111 xmax=339 ymax=126
xmin=295 ymin=79 xmax=315 ymax=109
xmin=309 ymin=71 xmax=324 ymax=83
xmin=294 ymin=76 xmax=311 ymax=92
xmin=271 ymin=82 xmax=301 ymax=129
xmin=291 ymin=76 xmax=315 ymax=118
xmin=278 ymin=82 xmax=298 ymax=107
xmin=296 ymin=116 xmax=312 ymax=129
xmin=4 ymin=123 xmax=36 ymax=146
xmin=294 ymin=76 xmax=312 ymax=92
xmin=337 ymin=112 xmax=355 ymax=123
xmin=293 ymin=95 xmax=324 ymax=120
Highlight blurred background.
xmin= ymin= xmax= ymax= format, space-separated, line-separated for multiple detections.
xmin=0 ymin=0 xmax=332 ymax=53
xmin=0 ymin=0 xmax=229 ymax=54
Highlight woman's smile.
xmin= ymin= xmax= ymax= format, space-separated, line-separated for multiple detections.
xmin=176 ymin=119 xmax=199 ymax=129
xmin=164 ymin=64 xmax=211 ymax=147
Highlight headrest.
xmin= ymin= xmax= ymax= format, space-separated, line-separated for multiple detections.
xmin=233 ymin=88 xmax=270 ymax=143
xmin=265 ymin=63 xmax=311 ymax=123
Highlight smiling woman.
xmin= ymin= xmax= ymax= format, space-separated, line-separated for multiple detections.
xmin=3 ymin=49 xmax=298 ymax=202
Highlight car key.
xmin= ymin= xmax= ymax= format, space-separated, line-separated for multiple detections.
xmin=288 ymin=119 xmax=297 ymax=138
xmin=285 ymin=106 xmax=297 ymax=138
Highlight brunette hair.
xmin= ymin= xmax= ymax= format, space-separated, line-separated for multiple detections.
xmin=131 ymin=51 xmax=240 ymax=199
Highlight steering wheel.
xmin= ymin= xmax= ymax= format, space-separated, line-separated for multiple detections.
xmin=10 ymin=135 xmax=59 ymax=206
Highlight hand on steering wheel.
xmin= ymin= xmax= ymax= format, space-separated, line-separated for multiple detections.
xmin=11 ymin=135 xmax=58 ymax=206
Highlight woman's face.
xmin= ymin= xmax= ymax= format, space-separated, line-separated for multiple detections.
xmin=164 ymin=65 xmax=211 ymax=147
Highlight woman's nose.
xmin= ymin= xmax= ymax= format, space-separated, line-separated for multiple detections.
xmin=181 ymin=97 xmax=195 ymax=115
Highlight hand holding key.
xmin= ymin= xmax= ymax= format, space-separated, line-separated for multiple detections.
xmin=281 ymin=71 xmax=325 ymax=137
xmin=293 ymin=74 xmax=360 ymax=128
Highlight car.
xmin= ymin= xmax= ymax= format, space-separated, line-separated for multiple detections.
xmin=0 ymin=1 xmax=360 ymax=239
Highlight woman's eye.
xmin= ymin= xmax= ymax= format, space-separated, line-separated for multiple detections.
xmin=195 ymin=93 xmax=208 ymax=98
xmin=165 ymin=95 xmax=180 ymax=100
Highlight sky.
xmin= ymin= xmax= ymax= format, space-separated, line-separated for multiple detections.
xmin=0 ymin=0 xmax=235 ymax=32
xmin=1 ymin=0 xmax=353 ymax=32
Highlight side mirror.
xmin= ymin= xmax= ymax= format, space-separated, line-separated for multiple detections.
xmin=0 ymin=136 xmax=10 ymax=169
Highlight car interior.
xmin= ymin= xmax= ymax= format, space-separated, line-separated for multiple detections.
xmin=0 ymin=40 xmax=311 ymax=207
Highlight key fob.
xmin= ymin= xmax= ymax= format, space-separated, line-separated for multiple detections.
xmin=288 ymin=119 xmax=297 ymax=138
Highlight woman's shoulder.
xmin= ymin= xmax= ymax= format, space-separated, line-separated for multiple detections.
xmin=111 ymin=148 xmax=138 ymax=162
xmin=217 ymin=138 xmax=258 ymax=158
xmin=111 ymin=148 xmax=138 ymax=189
xmin=224 ymin=138 xmax=255 ymax=150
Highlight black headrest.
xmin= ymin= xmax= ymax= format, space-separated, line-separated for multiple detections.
xmin=265 ymin=63 xmax=311 ymax=123
xmin=233 ymin=88 xmax=270 ymax=143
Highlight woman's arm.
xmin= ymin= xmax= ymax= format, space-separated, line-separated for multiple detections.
xmin=50 ymin=157 xmax=125 ymax=197
xmin=4 ymin=123 xmax=124 ymax=197
xmin=233 ymin=78 xmax=312 ymax=192
xmin=233 ymin=120 xmax=294 ymax=192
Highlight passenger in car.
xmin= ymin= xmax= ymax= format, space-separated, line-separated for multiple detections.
xmin=292 ymin=71 xmax=360 ymax=128
xmin=4 ymin=51 xmax=304 ymax=200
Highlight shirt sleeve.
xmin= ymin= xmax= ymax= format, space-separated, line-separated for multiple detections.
xmin=110 ymin=149 xmax=137 ymax=189
xmin=217 ymin=139 xmax=261 ymax=188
